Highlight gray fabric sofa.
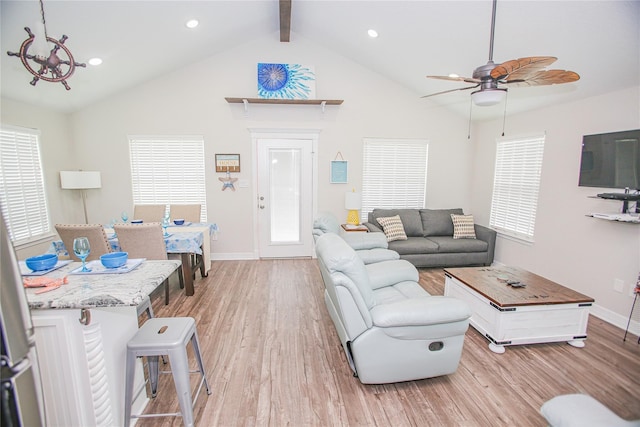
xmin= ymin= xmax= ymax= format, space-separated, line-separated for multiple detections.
xmin=315 ymin=233 xmax=471 ymax=384
xmin=364 ymin=208 xmax=497 ymax=268
xmin=313 ymin=211 xmax=399 ymax=264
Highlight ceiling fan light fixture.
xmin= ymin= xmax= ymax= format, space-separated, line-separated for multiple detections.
xmin=367 ymin=29 xmax=378 ymax=38
xmin=471 ymin=88 xmax=507 ymax=106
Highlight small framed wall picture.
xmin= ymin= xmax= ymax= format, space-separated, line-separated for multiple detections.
xmin=330 ymin=160 xmax=348 ymax=184
xmin=215 ymin=154 xmax=240 ymax=173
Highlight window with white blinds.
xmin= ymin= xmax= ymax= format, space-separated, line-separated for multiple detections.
xmin=489 ymin=134 xmax=545 ymax=242
xmin=0 ymin=125 xmax=51 ymax=244
xmin=361 ymin=138 xmax=428 ymax=222
xmin=128 ymin=135 xmax=207 ymax=221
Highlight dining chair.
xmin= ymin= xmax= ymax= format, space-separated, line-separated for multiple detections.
xmin=169 ymin=204 xmax=201 ymax=223
xmin=132 ymin=204 xmax=167 ymax=222
xmin=55 ymin=224 xmax=112 ymax=262
xmin=113 ymin=223 xmax=184 ymax=305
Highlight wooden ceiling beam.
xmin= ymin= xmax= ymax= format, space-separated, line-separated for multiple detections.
xmin=279 ymin=0 xmax=291 ymax=42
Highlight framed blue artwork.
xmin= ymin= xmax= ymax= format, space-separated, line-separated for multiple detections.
xmin=257 ymin=63 xmax=316 ymax=99
xmin=330 ymin=160 xmax=348 ymax=184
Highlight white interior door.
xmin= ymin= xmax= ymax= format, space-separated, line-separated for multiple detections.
xmin=255 ymin=134 xmax=316 ymax=258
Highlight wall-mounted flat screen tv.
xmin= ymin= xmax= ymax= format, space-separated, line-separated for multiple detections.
xmin=578 ymin=129 xmax=640 ymax=190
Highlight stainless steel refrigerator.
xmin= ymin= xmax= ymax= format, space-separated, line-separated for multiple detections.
xmin=0 ymin=212 xmax=45 ymax=426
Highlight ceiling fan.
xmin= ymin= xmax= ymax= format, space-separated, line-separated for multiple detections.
xmin=422 ymin=0 xmax=580 ymax=106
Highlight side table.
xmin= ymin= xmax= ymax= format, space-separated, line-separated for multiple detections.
xmin=341 ymin=224 xmax=368 ymax=232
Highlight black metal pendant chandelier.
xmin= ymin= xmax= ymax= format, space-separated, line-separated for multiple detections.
xmin=6 ymin=0 xmax=85 ymax=90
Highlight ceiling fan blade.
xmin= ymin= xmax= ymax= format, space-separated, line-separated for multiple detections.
xmin=421 ymin=85 xmax=479 ymax=98
xmin=502 ymin=70 xmax=580 ymax=87
xmin=427 ymin=75 xmax=481 ymax=84
xmin=490 ymin=56 xmax=557 ymax=80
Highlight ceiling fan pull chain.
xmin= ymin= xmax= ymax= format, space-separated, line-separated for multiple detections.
xmin=501 ymin=90 xmax=508 ymax=136
xmin=467 ymin=98 xmax=473 ymax=140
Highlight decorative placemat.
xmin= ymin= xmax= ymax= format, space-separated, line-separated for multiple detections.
xmin=20 ymin=260 xmax=72 ymax=276
xmin=69 ymin=258 xmax=145 ymax=275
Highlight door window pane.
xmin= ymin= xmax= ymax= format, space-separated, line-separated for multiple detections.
xmin=270 ymin=148 xmax=301 ymax=242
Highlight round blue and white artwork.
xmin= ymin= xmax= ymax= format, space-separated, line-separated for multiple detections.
xmin=257 ymin=63 xmax=316 ymax=99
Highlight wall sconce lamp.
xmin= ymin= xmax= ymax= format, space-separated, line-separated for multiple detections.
xmin=60 ymin=171 xmax=101 ymax=224
xmin=345 ymin=190 xmax=362 ymax=225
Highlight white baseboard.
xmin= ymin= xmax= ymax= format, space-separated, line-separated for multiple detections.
xmin=210 ymin=252 xmax=257 ymax=261
xmin=590 ymin=303 xmax=640 ymax=338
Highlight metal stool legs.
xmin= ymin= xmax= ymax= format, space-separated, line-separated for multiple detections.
xmin=124 ymin=317 xmax=211 ymax=427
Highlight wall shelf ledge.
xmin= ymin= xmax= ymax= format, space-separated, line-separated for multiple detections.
xmin=225 ymin=97 xmax=343 ymax=113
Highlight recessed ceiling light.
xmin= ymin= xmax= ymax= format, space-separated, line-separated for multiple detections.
xmin=88 ymin=58 xmax=102 ymax=66
xmin=186 ymin=19 xmax=199 ymax=29
xmin=448 ymin=73 xmax=459 ymax=78
xmin=367 ymin=29 xmax=378 ymax=38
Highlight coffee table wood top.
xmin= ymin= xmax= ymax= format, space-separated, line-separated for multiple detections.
xmin=444 ymin=266 xmax=594 ymax=307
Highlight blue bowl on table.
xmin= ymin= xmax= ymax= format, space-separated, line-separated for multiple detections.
xmin=173 ymin=219 xmax=185 ymax=225
xmin=25 ymin=253 xmax=58 ymax=271
xmin=100 ymin=252 xmax=128 ymax=268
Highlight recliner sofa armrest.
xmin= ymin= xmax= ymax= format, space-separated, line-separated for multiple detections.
xmin=366 ymin=260 xmax=419 ymax=290
xmin=341 ymin=231 xmax=389 ymax=250
xmin=363 ymin=222 xmax=383 ymax=233
xmin=370 ymin=296 xmax=471 ymax=327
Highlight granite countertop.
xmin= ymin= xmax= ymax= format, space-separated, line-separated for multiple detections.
xmin=25 ymin=260 xmax=181 ymax=310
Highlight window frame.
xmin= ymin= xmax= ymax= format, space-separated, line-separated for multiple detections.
xmin=489 ymin=133 xmax=545 ymax=243
xmin=128 ymin=135 xmax=208 ymax=222
xmin=361 ymin=138 xmax=429 ymax=222
xmin=0 ymin=124 xmax=52 ymax=245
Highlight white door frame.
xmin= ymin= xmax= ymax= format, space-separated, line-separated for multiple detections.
xmin=250 ymin=128 xmax=319 ymax=259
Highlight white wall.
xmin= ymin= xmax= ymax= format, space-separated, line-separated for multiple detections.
xmin=470 ymin=85 xmax=640 ymax=330
xmin=68 ymin=34 xmax=471 ymax=258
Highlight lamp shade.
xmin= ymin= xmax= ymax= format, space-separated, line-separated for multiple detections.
xmin=60 ymin=171 xmax=102 ymax=189
xmin=345 ymin=192 xmax=362 ymax=210
xmin=471 ymin=88 xmax=507 ymax=106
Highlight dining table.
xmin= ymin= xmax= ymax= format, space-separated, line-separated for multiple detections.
xmin=49 ymin=222 xmax=217 ymax=297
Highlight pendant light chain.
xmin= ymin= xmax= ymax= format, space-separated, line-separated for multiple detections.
xmin=39 ymin=0 xmax=48 ymax=39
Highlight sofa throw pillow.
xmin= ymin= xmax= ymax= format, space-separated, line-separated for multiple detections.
xmin=376 ymin=215 xmax=408 ymax=242
xmin=450 ymin=214 xmax=476 ymax=239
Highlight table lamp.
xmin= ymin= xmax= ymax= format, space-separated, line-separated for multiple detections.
xmin=345 ymin=190 xmax=362 ymax=225
xmin=60 ymin=171 xmax=102 ymax=224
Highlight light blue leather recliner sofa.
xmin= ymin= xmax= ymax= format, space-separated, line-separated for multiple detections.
xmin=313 ymin=211 xmax=399 ymax=264
xmin=315 ymin=233 xmax=471 ymax=384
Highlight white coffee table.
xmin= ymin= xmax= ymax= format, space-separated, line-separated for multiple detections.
xmin=444 ymin=266 xmax=594 ymax=354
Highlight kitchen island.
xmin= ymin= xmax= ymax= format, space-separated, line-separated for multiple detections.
xmin=25 ymin=259 xmax=181 ymax=427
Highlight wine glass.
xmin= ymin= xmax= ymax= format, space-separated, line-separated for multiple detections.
xmin=162 ymin=216 xmax=170 ymax=237
xmin=121 ymin=211 xmax=129 ymax=222
xmin=73 ymin=237 xmax=91 ymax=272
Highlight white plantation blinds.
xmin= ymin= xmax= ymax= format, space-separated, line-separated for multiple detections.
xmin=128 ymin=136 xmax=207 ymax=221
xmin=0 ymin=125 xmax=51 ymax=243
xmin=490 ymin=134 xmax=545 ymax=242
xmin=361 ymin=138 xmax=428 ymax=222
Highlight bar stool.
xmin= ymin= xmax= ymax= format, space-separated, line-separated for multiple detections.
xmin=124 ymin=317 xmax=211 ymax=427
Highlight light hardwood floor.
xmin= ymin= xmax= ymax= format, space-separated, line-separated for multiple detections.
xmin=138 ymin=259 xmax=640 ymax=426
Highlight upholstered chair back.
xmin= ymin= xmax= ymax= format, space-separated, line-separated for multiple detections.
xmin=55 ymin=224 xmax=112 ymax=261
xmin=113 ymin=223 xmax=167 ymax=260
xmin=169 ymin=204 xmax=201 ymax=223
xmin=132 ymin=204 xmax=167 ymax=222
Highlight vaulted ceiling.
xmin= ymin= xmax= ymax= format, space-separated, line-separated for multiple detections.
xmin=1 ymin=1 xmax=638 ymax=121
